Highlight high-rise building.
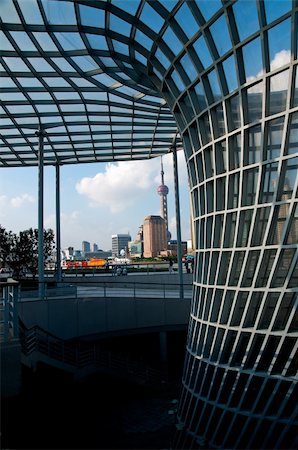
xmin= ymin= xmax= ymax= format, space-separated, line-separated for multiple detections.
xmin=143 ymin=215 xmax=167 ymax=258
xmin=157 ymin=157 xmax=171 ymax=240
xmin=111 ymin=234 xmax=131 ymax=258
xmin=82 ymin=241 xmax=90 ymax=253
xmin=92 ymin=243 xmax=98 ymax=252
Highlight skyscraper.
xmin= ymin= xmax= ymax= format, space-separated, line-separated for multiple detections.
xmin=143 ymin=215 xmax=167 ymax=258
xmin=82 ymin=241 xmax=90 ymax=253
xmin=157 ymin=157 xmax=171 ymax=241
xmin=111 ymin=234 xmax=131 ymax=258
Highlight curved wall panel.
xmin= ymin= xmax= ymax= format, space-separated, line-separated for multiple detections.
xmin=146 ymin=2 xmax=298 ymax=449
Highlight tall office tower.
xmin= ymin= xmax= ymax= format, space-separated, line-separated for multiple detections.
xmin=157 ymin=157 xmax=171 ymax=240
xmin=82 ymin=241 xmax=90 ymax=253
xmin=93 ymin=243 xmax=98 ymax=252
xmin=111 ymin=234 xmax=131 ymax=258
xmin=143 ymin=215 xmax=167 ymax=258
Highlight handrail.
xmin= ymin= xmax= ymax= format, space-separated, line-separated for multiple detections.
xmin=20 ymin=279 xmax=193 ymax=301
xmin=19 ymin=321 xmax=168 ymax=386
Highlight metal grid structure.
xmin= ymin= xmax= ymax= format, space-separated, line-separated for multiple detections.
xmin=1 ymin=1 xmax=298 ymax=449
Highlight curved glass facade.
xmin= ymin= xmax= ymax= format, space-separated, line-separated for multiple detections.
xmin=1 ymin=1 xmax=297 ymax=448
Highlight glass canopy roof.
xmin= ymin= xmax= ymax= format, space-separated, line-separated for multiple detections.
xmin=1 ymin=0 xmax=185 ymax=167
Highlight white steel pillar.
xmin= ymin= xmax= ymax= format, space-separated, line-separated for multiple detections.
xmin=36 ymin=127 xmax=46 ymax=299
xmin=172 ymin=142 xmax=184 ymax=299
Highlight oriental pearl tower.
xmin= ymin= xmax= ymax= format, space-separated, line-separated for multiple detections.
xmin=157 ymin=156 xmax=171 ymax=241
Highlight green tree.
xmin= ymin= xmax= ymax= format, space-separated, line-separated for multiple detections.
xmin=0 ymin=226 xmax=55 ymax=279
xmin=0 ymin=225 xmax=17 ymax=268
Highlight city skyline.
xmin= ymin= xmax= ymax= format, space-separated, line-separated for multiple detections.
xmin=0 ymin=150 xmax=191 ymax=251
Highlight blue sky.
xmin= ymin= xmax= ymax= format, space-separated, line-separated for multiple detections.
xmin=0 ymin=151 xmax=191 ymax=251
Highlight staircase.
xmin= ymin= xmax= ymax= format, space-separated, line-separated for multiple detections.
xmin=19 ymin=321 xmax=169 ymax=388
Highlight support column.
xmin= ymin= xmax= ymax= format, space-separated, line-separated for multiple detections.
xmin=55 ymin=163 xmax=62 ymax=283
xmin=172 ymin=142 xmax=184 ymax=299
xmin=36 ymin=127 xmax=46 ymax=299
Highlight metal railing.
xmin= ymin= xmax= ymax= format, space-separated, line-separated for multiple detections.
xmin=20 ymin=321 xmax=168 ymax=387
xmin=20 ymin=280 xmax=193 ymax=301
xmin=0 ymin=281 xmax=20 ymax=342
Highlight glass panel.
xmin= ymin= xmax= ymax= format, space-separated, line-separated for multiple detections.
xmin=2 ymin=0 xmax=23 ymax=23
xmin=271 ymin=249 xmax=296 ymax=288
xmin=259 ymin=162 xmax=279 ymax=203
xmin=210 ymin=14 xmax=232 ymax=56
xmin=228 ymin=94 xmax=241 ymax=131
xmin=155 ymin=48 xmax=171 ymax=70
xmin=135 ymin=30 xmax=153 ymax=51
xmin=236 ymin=209 xmax=253 ymax=247
xmin=79 ymin=4 xmax=105 ymax=27
xmin=204 ymin=146 xmax=214 ymax=178
xmin=207 ymin=69 xmax=221 ymax=102
xmin=180 ymin=54 xmax=198 ymax=82
xmin=286 ymin=203 xmax=298 ymax=245
xmin=268 ymin=19 xmax=291 ymax=71
xmin=228 ymin=172 xmax=240 ymax=209
xmin=193 ymin=35 xmax=213 ymax=68
xmin=10 ymin=32 xmax=37 ymax=51
xmin=241 ymin=250 xmax=260 ymax=287
xmin=213 ymin=104 xmax=225 ymax=139
xmin=287 ymin=112 xmax=298 ymax=155
xmin=242 ymin=168 xmax=259 ymax=206
xmin=19 ymin=0 xmax=44 ymax=24
xmin=111 ymin=0 xmax=140 ymax=15
xmin=251 ymin=207 xmax=270 ymax=246
xmin=257 ymin=294 xmax=279 ymax=329
xmin=268 ymin=69 xmax=289 ymax=116
xmin=3 ymin=57 xmax=30 ymax=72
xmin=277 ymin=157 xmax=298 ymax=201
xmin=230 ymin=292 xmax=248 ymax=326
xmin=215 ymin=140 xmax=227 ymax=174
xmin=171 ymin=69 xmax=185 ymax=92
xmin=255 ymin=249 xmax=277 ymax=286
xmin=216 ymin=177 xmax=226 ymax=211
xmin=229 ymin=251 xmax=245 ymax=286
xmin=266 ymin=117 xmax=284 ymax=160
xmin=86 ymin=34 xmax=109 ymax=51
xmin=54 ymin=32 xmax=85 ymax=51
xmin=243 ymin=292 xmax=263 ymax=327
xmin=293 ymin=68 xmax=298 ymax=107
xmin=223 ymin=54 xmax=238 ymax=93
xmin=51 ymin=58 xmax=76 ymax=72
xmin=110 ymin=14 xmax=132 ymax=36
xmin=175 ymin=3 xmax=198 ymax=40
xmin=233 ymin=0 xmax=259 ymax=41
xmin=264 ymin=0 xmax=292 ymax=24
xmin=242 ymin=37 xmax=263 ymax=82
xmin=229 ymin=133 xmax=241 ymax=170
xmin=245 ymin=125 xmax=262 ymax=165
xmin=43 ymin=0 xmax=76 ymax=24
xmin=27 ymin=58 xmax=55 ymax=72
xmin=246 ymin=82 xmax=263 ymax=123
xmin=162 ymin=27 xmax=183 ymax=54
xmin=272 ymin=293 xmax=295 ymax=331
xmin=194 ymin=82 xmax=207 ymax=112
xmin=196 ymin=0 xmax=222 ymax=21
xmin=266 ymin=205 xmax=288 ymax=245
xmin=224 ymin=212 xmax=237 ymax=248
xmin=140 ymin=3 xmax=164 ymax=33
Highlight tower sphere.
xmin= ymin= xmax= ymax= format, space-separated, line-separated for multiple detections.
xmin=157 ymin=184 xmax=169 ymax=195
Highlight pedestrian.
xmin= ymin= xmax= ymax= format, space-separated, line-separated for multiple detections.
xmin=169 ymin=259 xmax=174 ymax=273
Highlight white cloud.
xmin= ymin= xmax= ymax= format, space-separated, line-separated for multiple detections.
xmin=0 ymin=195 xmax=8 ymax=207
xmin=10 ymin=193 xmax=35 ymax=208
xmin=76 ymin=160 xmax=160 ymax=213
xmin=247 ymin=49 xmax=291 ymax=93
